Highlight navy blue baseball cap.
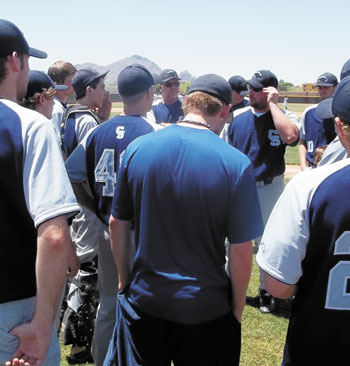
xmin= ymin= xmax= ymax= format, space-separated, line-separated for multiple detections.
xmin=316 ymin=76 xmax=350 ymax=120
xmin=118 ymin=64 xmax=155 ymax=97
xmin=0 ymin=19 xmax=47 ymax=59
xmin=160 ymin=69 xmax=181 ymax=83
xmin=246 ymin=70 xmax=278 ymax=89
xmin=228 ymin=75 xmax=249 ymax=96
xmin=188 ymin=74 xmax=232 ymax=105
xmin=316 ymin=72 xmax=338 ymax=87
xmin=72 ymin=68 xmax=108 ymax=97
xmin=25 ymin=70 xmax=67 ymax=99
xmin=340 ymin=59 xmax=350 ymax=80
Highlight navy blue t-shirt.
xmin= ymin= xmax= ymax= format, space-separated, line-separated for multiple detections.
xmin=282 ymin=165 xmax=350 ymax=365
xmin=152 ymin=99 xmax=184 ymax=123
xmin=111 ymin=124 xmax=263 ymax=324
xmin=85 ymin=115 xmax=155 ymax=225
xmin=228 ymin=109 xmax=288 ymax=181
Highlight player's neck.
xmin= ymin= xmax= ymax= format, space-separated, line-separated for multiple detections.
xmin=0 ymin=82 xmax=17 ymax=102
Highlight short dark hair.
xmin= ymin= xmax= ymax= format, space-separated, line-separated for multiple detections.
xmin=0 ymin=56 xmax=7 ymax=83
xmin=76 ymin=75 xmax=104 ymax=100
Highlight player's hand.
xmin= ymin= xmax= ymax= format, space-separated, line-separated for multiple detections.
xmin=5 ymin=322 xmax=52 ymax=366
xmin=97 ymin=92 xmax=112 ymax=121
xmin=264 ymin=86 xmax=279 ymax=105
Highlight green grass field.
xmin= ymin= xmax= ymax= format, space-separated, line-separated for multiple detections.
xmin=60 ymin=255 xmax=290 ymax=366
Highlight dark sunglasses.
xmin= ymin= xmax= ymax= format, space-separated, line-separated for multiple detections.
xmin=163 ymin=81 xmax=180 ymax=88
xmin=247 ymin=85 xmax=263 ymax=93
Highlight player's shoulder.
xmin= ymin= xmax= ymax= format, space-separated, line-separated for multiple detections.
xmin=302 ymin=104 xmax=318 ymax=116
xmin=233 ymin=105 xmax=251 ymax=119
xmin=286 ymin=159 xmax=350 ymax=202
xmin=1 ymin=99 xmax=49 ymax=130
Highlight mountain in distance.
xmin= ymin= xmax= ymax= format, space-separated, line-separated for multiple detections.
xmin=75 ymin=55 xmax=195 ymax=90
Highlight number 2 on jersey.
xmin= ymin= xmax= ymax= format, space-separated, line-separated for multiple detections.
xmin=325 ymin=231 xmax=350 ymax=310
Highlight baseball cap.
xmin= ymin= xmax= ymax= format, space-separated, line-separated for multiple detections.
xmin=246 ymin=70 xmax=278 ymax=89
xmin=316 ymin=76 xmax=350 ymax=120
xmin=228 ymin=75 xmax=249 ymax=96
xmin=188 ymin=74 xmax=232 ymax=105
xmin=340 ymin=59 xmax=350 ymax=80
xmin=316 ymin=72 xmax=338 ymax=87
xmin=0 ymin=19 xmax=47 ymax=59
xmin=25 ymin=70 xmax=67 ymax=99
xmin=118 ymin=64 xmax=154 ymax=97
xmin=72 ymin=68 xmax=108 ymax=97
xmin=160 ymin=69 xmax=181 ymax=83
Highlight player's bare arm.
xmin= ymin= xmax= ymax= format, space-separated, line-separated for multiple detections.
xmin=6 ymin=216 xmax=71 ymax=366
xmin=298 ymin=139 xmax=309 ymax=171
xmin=265 ymin=87 xmax=299 ymax=145
xmin=228 ymin=241 xmax=253 ymax=322
xmin=263 ymin=271 xmax=296 ymax=299
xmin=109 ymin=216 xmax=133 ymax=291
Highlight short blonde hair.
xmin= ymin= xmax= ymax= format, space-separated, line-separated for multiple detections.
xmin=182 ymin=91 xmax=224 ymax=117
xmin=48 ymin=60 xmax=76 ymax=84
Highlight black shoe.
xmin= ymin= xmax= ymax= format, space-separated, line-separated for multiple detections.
xmin=66 ymin=345 xmax=94 ymax=365
xmin=259 ymin=289 xmax=276 ymax=313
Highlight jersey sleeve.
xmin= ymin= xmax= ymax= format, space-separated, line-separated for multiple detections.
xmin=284 ymin=109 xmax=301 ymax=146
xmin=23 ymin=115 xmax=80 ymax=228
xmin=75 ymin=114 xmax=99 ymax=144
xmin=226 ymin=162 xmax=264 ymax=243
xmin=110 ymin=146 xmax=134 ymax=220
xmin=256 ymin=174 xmax=310 ymax=284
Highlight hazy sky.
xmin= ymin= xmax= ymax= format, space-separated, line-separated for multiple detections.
xmin=3 ymin=0 xmax=349 ymax=85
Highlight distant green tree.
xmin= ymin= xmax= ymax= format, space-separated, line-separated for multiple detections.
xmin=279 ymin=79 xmax=295 ymax=91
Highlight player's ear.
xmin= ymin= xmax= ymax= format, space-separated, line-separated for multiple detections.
xmin=219 ymin=103 xmax=232 ymax=120
xmin=7 ymin=52 xmax=21 ymax=72
xmin=334 ymin=117 xmax=346 ymax=138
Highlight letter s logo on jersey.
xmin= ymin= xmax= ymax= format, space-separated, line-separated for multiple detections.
xmin=268 ymin=130 xmax=281 ymax=146
xmin=116 ymin=126 xmax=125 ymax=139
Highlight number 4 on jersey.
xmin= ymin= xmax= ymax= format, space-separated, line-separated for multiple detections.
xmin=325 ymin=231 xmax=350 ymax=310
xmin=95 ymin=149 xmax=116 ymax=197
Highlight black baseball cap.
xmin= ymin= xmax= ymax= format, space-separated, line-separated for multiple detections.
xmin=228 ymin=75 xmax=249 ymax=96
xmin=0 ymin=19 xmax=47 ymax=59
xmin=316 ymin=76 xmax=350 ymax=120
xmin=25 ymin=70 xmax=67 ymax=99
xmin=188 ymin=74 xmax=232 ymax=105
xmin=316 ymin=72 xmax=338 ymax=87
xmin=118 ymin=64 xmax=154 ymax=97
xmin=72 ymin=68 xmax=108 ymax=97
xmin=160 ymin=69 xmax=181 ymax=83
xmin=246 ymin=70 xmax=278 ymax=89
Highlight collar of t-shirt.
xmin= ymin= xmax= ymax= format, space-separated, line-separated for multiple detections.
xmin=252 ymin=108 xmax=268 ymax=118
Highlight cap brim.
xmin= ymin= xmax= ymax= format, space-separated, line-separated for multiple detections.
xmin=152 ymin=73 xmax=161 ymax=85
xmin=246 ymin=79 xmax=263 ymax=89
xmin=317 ymin=83 xmax=336 ymax=87
xmin=239 ymin=90 xmax=249 ymax=97
xmin=162 ymin=76 xmax=181 ymax=83
xmin=54 ymin=84 xmax=68 ymax=91
xmin=316 ymin=97 xmax=334 ymax=119
xmin=27 ymin=47 xmax=47 ymax=59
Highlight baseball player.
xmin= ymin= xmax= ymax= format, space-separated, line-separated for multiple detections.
xmin=220 ymin=75 xmax=249 ymax=143
xmin=65 ymin=63 xmax=159 ymax=366
xmin=21 ymin=70 xmax=68 ymax=119
xmin=61 ymin=68 xmax=111 ymax=365
xmin=256 ymin=75 xmax=350 ymax=366
xmin=228 ymin=70 xmax=300 ymax=313
xmin=147 ymin=68 xmax=184 ymax=123
xmin=48 ymin=60 xmax=77 ymax=140
xmin=298 ymin=72 xmax=338 ymax=170
xmin=105 ymin=74 xmax=263 ymax=366
xmin=0 ymin=19 xmax=80 ymax=365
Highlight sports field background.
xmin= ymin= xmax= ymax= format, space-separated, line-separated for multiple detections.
xmin=60 ymin=103 xmax=306 ymax=365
